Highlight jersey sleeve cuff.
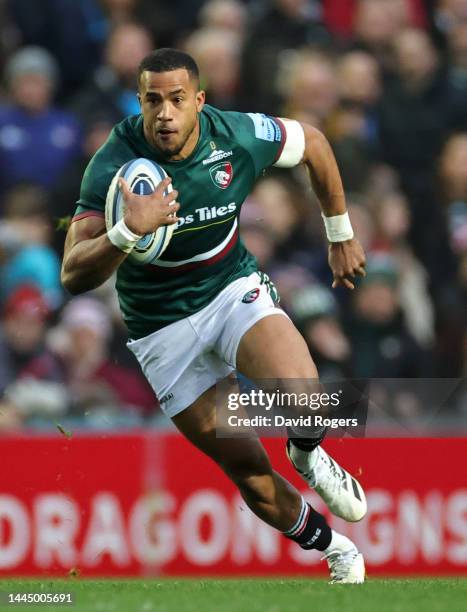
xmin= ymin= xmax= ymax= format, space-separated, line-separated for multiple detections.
xmin=273 ymin=118 xmax=287 ymax=164
xmin=71 ymin=210 xmax=105 ymax=223
xmin=273 ymin=118 xmax=305 ymax=168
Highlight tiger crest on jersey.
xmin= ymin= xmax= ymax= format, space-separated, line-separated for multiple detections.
xmin=209 ymin=161 xmax=233 ymax=189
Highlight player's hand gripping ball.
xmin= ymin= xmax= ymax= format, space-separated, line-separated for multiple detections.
xmin=105 ymin=158 xmax=177 ymax=264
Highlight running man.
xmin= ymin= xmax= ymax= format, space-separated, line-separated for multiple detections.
xmin=62 ymin=48 xmax=367 ymax=583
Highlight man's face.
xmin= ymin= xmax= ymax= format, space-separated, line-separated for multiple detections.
xmin=11 ymin=73 xmax=52 ymax=113
xmin=4 ymin=313 xmax=46 ymax=354
xmin=106 ymin=24 xmax=152 ymax=84
xmin=138 ymin=68 xmax=205 ymax=160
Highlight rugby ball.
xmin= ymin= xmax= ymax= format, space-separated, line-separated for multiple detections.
xmin=105 ymin=158 xmax=175 ymax=264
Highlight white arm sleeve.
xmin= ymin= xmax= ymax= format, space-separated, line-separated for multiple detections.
xmin=273 ymin=119 xmax=305 ymax=168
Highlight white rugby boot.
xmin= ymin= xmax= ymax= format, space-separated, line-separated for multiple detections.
xmin=286 ymin=441 xmax=367 ymax=522
xmin=322 ymin=532 xmax=365 ymax=584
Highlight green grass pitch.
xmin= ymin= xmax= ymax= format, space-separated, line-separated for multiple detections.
xmin=0 ymin=578 xmax=465 ymax=612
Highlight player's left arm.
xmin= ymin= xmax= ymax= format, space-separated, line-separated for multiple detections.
xmin=275 ymin=119 xmax=366 ymax=290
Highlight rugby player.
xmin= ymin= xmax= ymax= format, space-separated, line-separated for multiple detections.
xmin=62 ymin=48 xmax=367 ymax=583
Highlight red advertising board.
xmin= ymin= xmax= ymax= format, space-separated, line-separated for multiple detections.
xmin=1 ymin=433 xmax=466 ymax=576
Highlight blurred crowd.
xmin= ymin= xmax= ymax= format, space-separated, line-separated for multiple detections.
xmin=0 ymin=0 xmax=465 ymax=431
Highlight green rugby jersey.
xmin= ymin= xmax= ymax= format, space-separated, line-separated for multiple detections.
xmin=74 ymin=104 xmax=286 ymax=339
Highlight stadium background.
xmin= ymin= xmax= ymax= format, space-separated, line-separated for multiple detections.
xmin=0 ymin=0 xmax=466 ymax=579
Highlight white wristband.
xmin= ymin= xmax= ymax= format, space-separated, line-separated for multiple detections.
xmin=107 ymin=218 xmax=142 ymax=253
xmin=322 ymin=211 xmax=354 ymax=242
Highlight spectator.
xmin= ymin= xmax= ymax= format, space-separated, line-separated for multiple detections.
xmin=324 ymin=0 xmax=426 ymax=39
xmin=336 ymin=50 xmax=382 ymax=114
xmin=0 ymin=285 xmax=68 ymax=430
xmin=71 ymin=22 xmax=153 ymax=125
xmin=0 ymin=184 xmax=62 ymax=308
xmin=6 ymin=0 xmax=107 ymax=99
xmin=330 ymin=51 xmax=382 ymax=189
xmin=0 ymin=46 xmax=81 ymax=193
xmin=279 ymin=50 xmax=339 ymax=129
xmin=0 ymin=285 xmax=50 ymax=396
xmin=352 ymin=0 xmax=415 ymax=69
xmin=371 ymin=191 xmax=435 ymax=347
xmin=377 ymin=27 xmax=458 ymax=278
xmin=345 ymin=254 xmax=433 ymax=377
xmin=240 ymin=0 xmax=330 ymax=113
xmin=379 ymin=28 xmax=444 ymax=186
xmin=290 ymin=283 xmax=353 ymax=380
xmin=39 ymin=297 xmax=157 ymax=417
xmin=198 ymin=0 xmax=247 ymax=40
xmin=184 ymin=28 xmax=241 ymax=109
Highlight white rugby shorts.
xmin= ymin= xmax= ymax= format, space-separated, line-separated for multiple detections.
xmin=127 ymin=271 xmax=288 ymax=417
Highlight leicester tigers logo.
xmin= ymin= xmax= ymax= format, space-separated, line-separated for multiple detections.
xmin=242 ymin=288 xmax=260 ymax=303
xmin=209 ymin=162 xmax=233 ymax=189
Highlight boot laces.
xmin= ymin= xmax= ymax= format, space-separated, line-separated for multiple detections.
xmin=322 ymin=548 xmax=359 ymax=581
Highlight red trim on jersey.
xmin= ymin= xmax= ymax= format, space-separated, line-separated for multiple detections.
xmin=273 ymin=117 xmax=287 ymax=163
xmin=71 ymin=211 xmax=105 ymax=223
xmin=146 ymin=225 xmax=239 ymax=275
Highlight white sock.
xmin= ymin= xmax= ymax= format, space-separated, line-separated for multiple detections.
xmin=290 ymin=444 xmax=319 ymax=470
xmin=324 ymin=530 xmax=356 ymax=555
xmin=308 ymin=447 xmax=319 ymax=469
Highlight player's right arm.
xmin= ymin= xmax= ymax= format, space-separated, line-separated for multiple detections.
xmin=61 ymin=215 xmax=126 ymax=295
xmin=61 ymin=177 xmax=179 ymax=295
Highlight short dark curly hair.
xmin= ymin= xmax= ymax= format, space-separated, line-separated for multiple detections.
xmin=138 ymin=48 xmax=199 ymax=87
